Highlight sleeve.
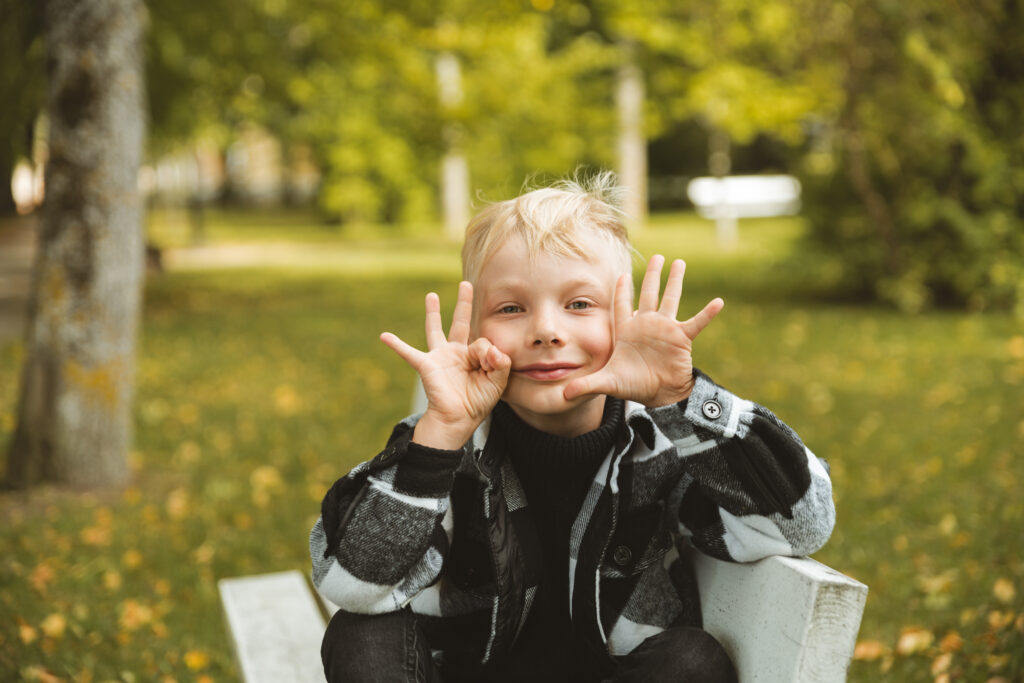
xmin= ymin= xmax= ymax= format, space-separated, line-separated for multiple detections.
xmin=649 ymin=369 xmax=835 ymax=562
xmin=309 ymin=415 xmax=464 ymax=613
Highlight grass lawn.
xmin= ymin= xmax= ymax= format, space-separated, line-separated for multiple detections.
xmin=1 ymin=209 xmax=1022 ymax=681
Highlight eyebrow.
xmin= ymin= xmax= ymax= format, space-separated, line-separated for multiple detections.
xmin=483 ymin=276 xmax=610 ymax=298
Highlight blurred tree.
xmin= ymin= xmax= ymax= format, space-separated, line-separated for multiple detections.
xmin=7 ymin=0 xmax=147 ymax=488
xmin=49 ymin=0 xmax=1022 ymax=310
xmin=799 ymin=0 xmax=1024 ymax=312
xmin=0 ymin=0 xmax=45 ymax=215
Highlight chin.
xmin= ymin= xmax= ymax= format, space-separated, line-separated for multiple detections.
xmin=510 ymin=385 xmax=594 ymax=416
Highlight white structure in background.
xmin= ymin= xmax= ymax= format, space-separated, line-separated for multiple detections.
xmin=11 ymin=161 xmax=45 ymax=214
xmin=687 ymin=174 xmax=802 ymax=246
xmin=437 ymin=50 xmax=470 ymax=239
xmin=137 ymin=132 xmax=320 ymax=207
xmin=226 ymin=127 xmax=284 ymax=205
xmin=10 ymin=114 xmax=49 ymax=214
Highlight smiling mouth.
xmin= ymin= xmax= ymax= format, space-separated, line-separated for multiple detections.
xmin=515 ymin=364 xmax=580 ymax=381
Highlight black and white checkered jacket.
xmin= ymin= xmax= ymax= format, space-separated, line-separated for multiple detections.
xmin=310 ymin=370 xmax=835 ymax=668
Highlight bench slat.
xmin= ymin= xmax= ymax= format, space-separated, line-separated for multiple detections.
xmin=218 ymin=570 xmax=327 ymax=683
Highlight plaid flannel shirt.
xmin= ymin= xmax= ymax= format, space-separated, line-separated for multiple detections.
xmin=310 ymin=370 xmax=835 ymax=666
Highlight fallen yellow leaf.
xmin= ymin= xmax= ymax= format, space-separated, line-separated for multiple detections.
xmin=987 ymin=654 xmax=1010 ymax=671
xmin=895 ymin=626 xmax=934 ymax=656
xmin=175 ymin=440 xmax=201 ymax=464
xmin=104 ymin=570 xmax=123 ymax=591
xmin=931 ymin=652 xmax=952 ymax=675
xmin=80 ymin=525 xmax=111 ymax=547
xmin=917 ymin=570 xmax=956 ymax=596
xmin=40 ymin=613 xmax=67 ymax=639
xmin=119 ymin=599 xmax=154 ymax=631
xmin=29 ymin=563 xmax=56 ymax=594
xmin=273 ymin=384 xmax=300 ymax=414
xmin=123 ymin=549 xmax=143 ymax=569
xmin=853 ymin=639 xmax=887 ymax=661
xmin=937 ymin=513 xmax=957 ymax=536
xmin=939 ymin=631 xmax=964 ymax=653
xmin=987 ymin=610 xmax=1014 ymax=630
xmin=992 ymin=577 xmax=1016 ymax=604
xmin=20 ymin=666 xmax=61 ymax=683
xmin=184 ymin=649 xmax=210 ymax=671
xmin=193 ymin=544 xmax=214 ymax=565
xmin=166 ymin=488 xmax=189 ymax=519
xmin=19 ymin=624 xmax=38 ymax=645
xmin=1008 ymin=336 xmax=1024 ymax=358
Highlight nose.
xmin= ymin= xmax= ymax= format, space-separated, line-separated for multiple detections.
xmin=531 ymin=306 xmax=564 ymax=347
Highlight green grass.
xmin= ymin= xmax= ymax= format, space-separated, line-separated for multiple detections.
xmin=1 ymin=210 xmax=1022 ymax=681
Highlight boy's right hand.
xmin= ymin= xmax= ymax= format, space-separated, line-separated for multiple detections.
xmin=381 ymin=281 xmax=510 ymax=450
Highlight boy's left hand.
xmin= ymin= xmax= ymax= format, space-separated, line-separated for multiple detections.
xmin=563 ymin=255 xmax=723 ymax=408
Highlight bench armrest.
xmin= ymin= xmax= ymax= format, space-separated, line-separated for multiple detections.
xmin=218 ymin=571 xmax=328 ymax=683
xmin=694 ymin=553 xmax=868 ymax=683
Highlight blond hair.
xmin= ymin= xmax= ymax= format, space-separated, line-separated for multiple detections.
xmin=461 ymin=171 xmax=636 ymax=285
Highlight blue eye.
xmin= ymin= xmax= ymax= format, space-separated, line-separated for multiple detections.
xmin=568 ymin=301 xmax=590 ymax=310
xmin=499 ymin=305 xmax=522 ymax=314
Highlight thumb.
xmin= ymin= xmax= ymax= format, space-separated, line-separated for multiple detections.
xmin=470 ymin=338 xmax=511 ymax=388
xmin=485 ymin=344 xmax=512 ymax=387
xmin=681 ymin=298 xmax=724 ymax=341
xmin=563 ymin=370 xmax=612 ymax=401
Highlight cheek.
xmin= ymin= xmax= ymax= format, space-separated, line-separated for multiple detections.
xmin=581 ymin=319 xmax=615 ymax=361
xmin=477 ymin=323 xmax=515 ymax=355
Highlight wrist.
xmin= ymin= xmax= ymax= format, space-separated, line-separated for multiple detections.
xmin=412 ymin=411 xmax=478 ymax=450
xmin=644 ymin=376 xmax=696 ymax=409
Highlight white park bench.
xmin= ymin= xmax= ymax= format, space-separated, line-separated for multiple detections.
xmin=219 ymin=384 xmax=867 ymax=682
xmin=686 ymin=174 xmax=802 ymax=245
xmin=219 ymin=553 xmax=866 ymax=682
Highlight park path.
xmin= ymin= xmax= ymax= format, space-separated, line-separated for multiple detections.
xmin=0 ymin=219 xmax=336 ymax=346
xmin=0 ymin=219 xmax=448 ymax=346
xmin=0 ymin=217 xmax=36 ymax=346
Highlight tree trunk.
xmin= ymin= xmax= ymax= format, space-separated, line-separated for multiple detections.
xmin=6 ymin=0 xmax=146 ymax=489
xmin=437 ymin=51 xmax=469 ymax=239
xmin=708 ymin=127 xmax=737 ymax=247
xmin=616 ymin=44 xmax=647 ymax=228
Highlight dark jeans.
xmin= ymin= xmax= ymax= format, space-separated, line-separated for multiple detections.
xmin=322 ymin=609 xmax=738 ymax=683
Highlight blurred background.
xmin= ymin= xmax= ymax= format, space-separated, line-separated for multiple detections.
xmin=1 ymin=0 xmax=1021 ymax=681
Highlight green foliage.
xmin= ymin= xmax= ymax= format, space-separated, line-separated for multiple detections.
xmin=2 ymin=210 xmax=1022 ymax=680
xmin=797 ymin=0 xmax=1024 ymax=314
xmin=11 ymin=0 xmax=1024 ymax=306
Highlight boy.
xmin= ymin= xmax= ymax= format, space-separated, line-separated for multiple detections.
xmin=310 ymin=174 xmax=835 ymax=682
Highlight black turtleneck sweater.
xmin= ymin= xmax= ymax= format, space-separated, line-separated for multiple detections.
xmin=483 ymin=397 xmax=624 ymax=682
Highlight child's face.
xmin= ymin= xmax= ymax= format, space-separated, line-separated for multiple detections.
xmin=473 ymin=234 xmax=621 ymax=436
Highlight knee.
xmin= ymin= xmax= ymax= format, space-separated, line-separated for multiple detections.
xmin=615 ymin=627 xmax=737 ymax=683
xmin=323 ymin=608 xmax=374 ymax=643
xmin=321 ymin=610 xmax=364 ymax=673
xmin=660 ymin=628 xmax=736 ymax=683
xmin=321 ymin=610 xmax=405 ymax=681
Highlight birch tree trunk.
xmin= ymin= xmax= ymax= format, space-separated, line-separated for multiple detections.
xmin=616 ymin=45 xmax=647 ymax=228
xmin=6 ymin=0 xmax=146 ymax=488
xmin=437 ymin=51 xmax=470 ymax=240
